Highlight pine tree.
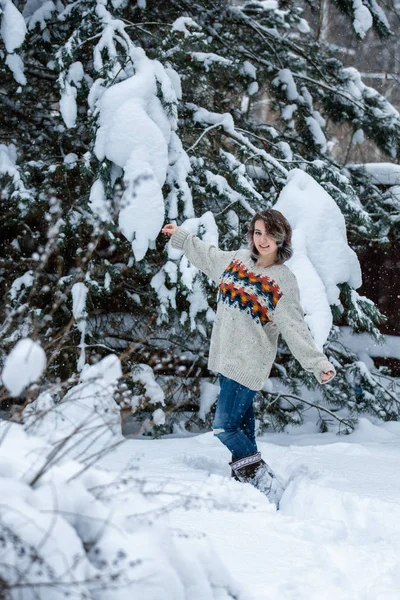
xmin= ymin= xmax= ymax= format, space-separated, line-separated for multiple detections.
xmin=0 ymin=0 xmax=399 ymax=432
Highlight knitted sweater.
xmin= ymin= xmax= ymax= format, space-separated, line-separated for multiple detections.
xmin=171 ymin=227 xmax=336 ymax=391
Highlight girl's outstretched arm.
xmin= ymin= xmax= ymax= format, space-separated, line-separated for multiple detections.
xmin=162 ymin=224 xmax=236 ymax=284
xmin=272 ymin=278 xmax=336 ymax=385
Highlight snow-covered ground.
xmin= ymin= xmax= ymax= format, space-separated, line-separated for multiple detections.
xmin=97 ymin=419 xmax=400 ymax=600
xmin=2 ymin=394 xmax=400 ymax=598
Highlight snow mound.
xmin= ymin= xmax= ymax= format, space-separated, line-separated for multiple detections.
xmin=281 ymin=473 xmax=400 ymax=544
xmin=275 ymin=169 xmax=362 ymax=348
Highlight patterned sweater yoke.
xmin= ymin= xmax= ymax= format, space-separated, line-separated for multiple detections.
xmin=218 ymin=257 xmax=283 ymax=325
xmin=171 ymin=227 xmax=335 ymax=391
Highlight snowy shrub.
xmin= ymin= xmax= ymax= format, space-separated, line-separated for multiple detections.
xmin=0 ymin=418 xmax=250 ymax=600
xmin=0 ymin=339 xmax=249 ymax=598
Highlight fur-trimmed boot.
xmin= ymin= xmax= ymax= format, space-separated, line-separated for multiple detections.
xmin=229 ymin=452 xmax=284 ymax=507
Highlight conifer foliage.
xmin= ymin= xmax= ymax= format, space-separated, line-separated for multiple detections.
xmin=0 ymin=0 xmax=399 ymax=432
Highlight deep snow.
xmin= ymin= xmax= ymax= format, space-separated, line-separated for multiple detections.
xmin=98 ymin=419 xmax=400 ymax=600
xmin=2 ymin=357 xmax=400 ymax=598
xmin=2 ymin=348 xmax=400 ymax=598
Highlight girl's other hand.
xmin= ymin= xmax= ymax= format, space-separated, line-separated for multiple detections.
xmin=321 ymin=371 xmax=335 ymax=383
xmin=162 ymin=224 xmax=178 ymax=237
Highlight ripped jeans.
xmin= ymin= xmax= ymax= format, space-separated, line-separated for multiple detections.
xmin=212 ymin=373 xmax=258 ymax=461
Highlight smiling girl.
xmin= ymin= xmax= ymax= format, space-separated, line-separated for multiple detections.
xmin=162 ymin=209 xmax=335 ymax=506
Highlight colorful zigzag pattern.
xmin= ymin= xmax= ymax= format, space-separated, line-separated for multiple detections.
xmin=217 ymin=259 xmax=283 ymax=324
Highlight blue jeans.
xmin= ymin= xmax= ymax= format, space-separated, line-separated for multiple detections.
xmin=212 ymin=373 xmax=258 ymax=460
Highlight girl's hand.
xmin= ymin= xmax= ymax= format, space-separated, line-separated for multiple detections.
xmin=321 ymin=371 xmax=335 ymax=383
xmin=162 ymin=224 xmax=178 ymax=237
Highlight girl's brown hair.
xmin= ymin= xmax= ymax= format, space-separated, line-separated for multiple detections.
xmin=247 ymin=209 xmax=293 ymax=264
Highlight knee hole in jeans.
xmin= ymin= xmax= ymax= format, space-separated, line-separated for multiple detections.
xmin=213 ymin=427 xmax=225 ymax=435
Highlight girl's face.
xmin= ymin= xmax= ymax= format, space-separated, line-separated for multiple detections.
xmin=253 ymin=219 xmax=279 ymax=262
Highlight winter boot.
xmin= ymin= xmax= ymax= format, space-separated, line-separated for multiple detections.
xmin=229 ymin=452 xmax=284 ymax=507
